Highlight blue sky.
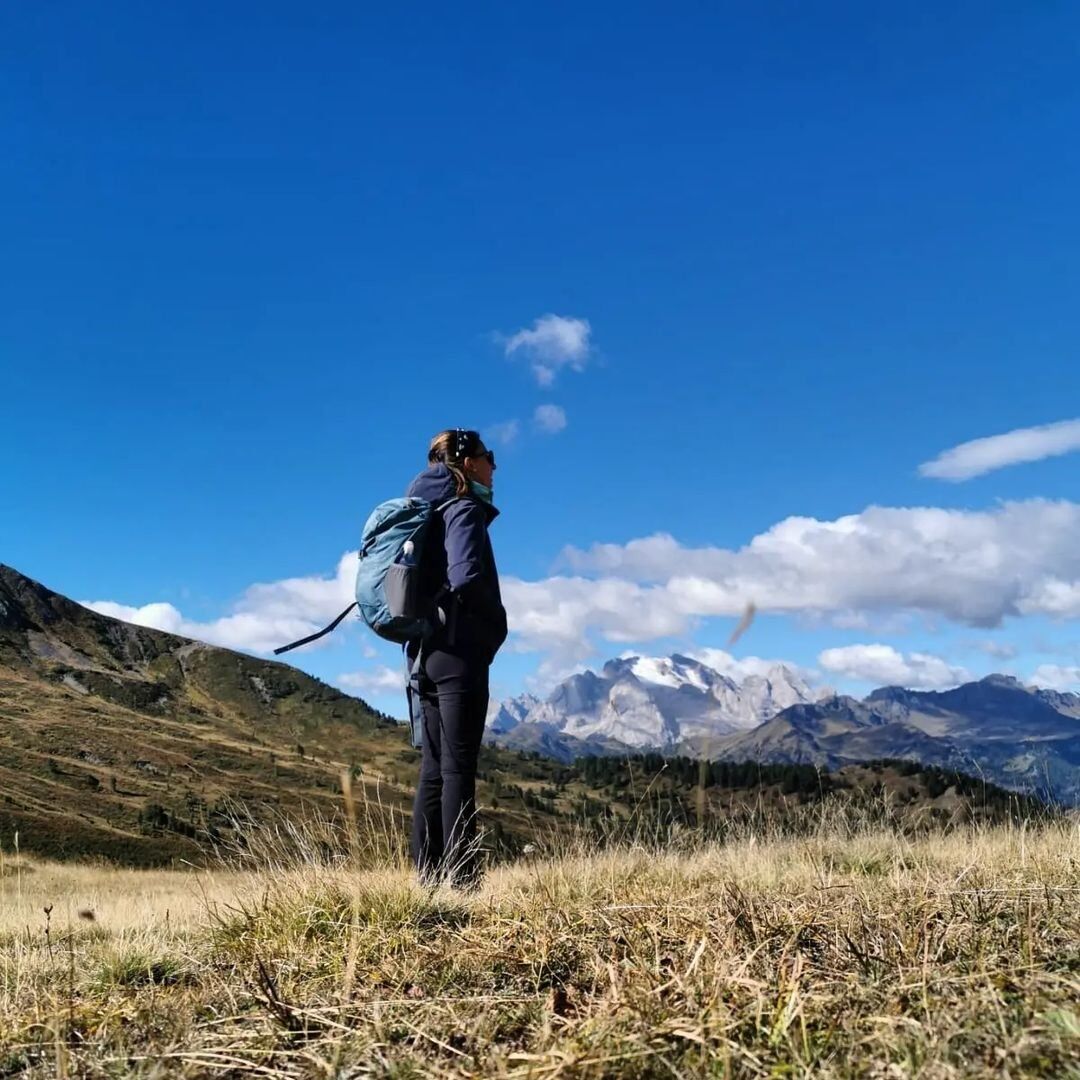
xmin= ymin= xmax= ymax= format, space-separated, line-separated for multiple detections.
xmin=4 ymin=2 xmax=1080 ymax=714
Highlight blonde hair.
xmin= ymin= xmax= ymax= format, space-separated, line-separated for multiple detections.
xmin=427 ymin=429 xmax=481 ymax=497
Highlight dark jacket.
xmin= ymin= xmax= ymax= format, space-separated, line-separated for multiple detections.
xmin=406 ymin=464 xmax=508 ymax=663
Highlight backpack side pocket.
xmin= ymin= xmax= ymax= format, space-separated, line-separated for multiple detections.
xmin=384 ymin=562 xmax=420 ymax=620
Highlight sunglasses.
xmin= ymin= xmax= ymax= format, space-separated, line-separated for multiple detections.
xmin=477 ymin=449 xmax=496 ymax=469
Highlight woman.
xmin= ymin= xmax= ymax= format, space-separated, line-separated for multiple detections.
xmin=405 ymin=428 xmax=507 ymax=887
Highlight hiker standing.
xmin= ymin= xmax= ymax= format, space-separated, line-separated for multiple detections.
xmin=404 ymin=429 xmax=507 ymax=887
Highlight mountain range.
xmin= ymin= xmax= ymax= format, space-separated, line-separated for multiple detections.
xmin=491 ymin=657 xmax=1080 ymax=803
xmin=488 ymin=654 xmax=828 ymax=753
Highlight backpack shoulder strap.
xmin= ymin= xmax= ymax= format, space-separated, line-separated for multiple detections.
xmin=273 ymin=602 xmax=357 ymax=656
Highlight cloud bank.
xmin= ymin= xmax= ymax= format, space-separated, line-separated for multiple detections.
xmin=83 ymin=500 xmax=1080 ymax=689
xmin=500 ymin=499 xmax=1080 ymax=664
xmin=919 ymin=419 xmax=1080 ymax=481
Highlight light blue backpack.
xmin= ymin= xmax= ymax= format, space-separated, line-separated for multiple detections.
xmin=354 ymin=496 xmax=458 ymax=643
xmin=275 ymin=496 xmax=457 ymax=655
xmin=274 ymin=496 xmax=457 ymax=748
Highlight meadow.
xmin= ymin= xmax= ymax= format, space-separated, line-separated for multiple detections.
xmin=2 ymin=803 xmax=1079 ymax=1079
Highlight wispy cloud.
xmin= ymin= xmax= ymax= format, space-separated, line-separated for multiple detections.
xmin=818 ymin=644 xmax=970 ymax=689
xmin=501 ymin=314 xmax=591 ymax=386
xmin=974 ymin=640 xmax=1018 ymax=660
xmin=919 ymin=419 xmax=1080 ymax=481
xmin=486 ymin=419 xmax=521 ymax=446
xmin=533 ymin=404 xmax=567 ymax=434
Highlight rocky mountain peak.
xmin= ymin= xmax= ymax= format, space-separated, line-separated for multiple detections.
xmin=979 ymin=673 xmax=1025 ymax=690
xmin=490 ymin=652 xmax=826 ymax=752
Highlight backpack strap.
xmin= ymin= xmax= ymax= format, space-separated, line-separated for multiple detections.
xmin=403 ymin=640 xmax=425 ymax=747
xmin=273 ymin=602 xmax=357 ymax=656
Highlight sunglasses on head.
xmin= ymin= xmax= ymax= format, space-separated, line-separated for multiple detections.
xmin=455 ymin=429 xmax=495 ymax=468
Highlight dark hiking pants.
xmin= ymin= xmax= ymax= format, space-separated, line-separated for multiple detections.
xmin=411 ymin=646 xmax=490 ymax=886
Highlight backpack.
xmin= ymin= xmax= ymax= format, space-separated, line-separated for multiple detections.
xmin=274 ymin=494 xmax=460 ymax=750
xmin=273 ymin=496 xmax=457 ymax=657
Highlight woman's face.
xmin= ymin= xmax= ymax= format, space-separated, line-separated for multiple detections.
xmin=464 ymin=443 xmax=495 ymax=488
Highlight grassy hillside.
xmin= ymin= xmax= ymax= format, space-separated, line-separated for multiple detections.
xmin=0 ymin=561 xmax=421 ymax=863
xmin=2 ymin=816 xmax=1079 ymax=1077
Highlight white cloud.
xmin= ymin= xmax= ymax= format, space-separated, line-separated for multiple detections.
xmin=818 ymin=644 xmax=970 ymax=689
xmin=919 ymin=419 xmax=1080 ymax=481
xmin=1017 ymin=579 xmax=1080 ymax=618
xmin=501 ymin=574 xmax=691 ymax=667
xmin=338 ymin=666 xmax=404 ymax=694
xmin=486 ymin=419 xmax=521 ymax=446
xmin=502 ymin=314 xmax=591 ymax=385
xmin=533 ymin=404 xmax=567 ymax=434
xmin=1030 ymin=664 xmax=1080 ymax=692
xmin=82 ymin=552 xmax=358 ymax=656
xmin=83 ymin=600 xmax=187 ymax=635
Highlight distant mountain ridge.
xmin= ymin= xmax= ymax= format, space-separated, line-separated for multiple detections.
xmin=491 ymin=656 xmax=1080 ymax=803
xmin=712 ymin=675 xmax=1080 ymax=803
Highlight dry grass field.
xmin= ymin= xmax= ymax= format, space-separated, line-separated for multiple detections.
xmin=2 ymin=806 xmax=1080 ymax=1079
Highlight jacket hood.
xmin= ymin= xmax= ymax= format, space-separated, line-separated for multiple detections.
xmin=406 ymin=463 xmax=457 ymax=504
xmin=406 ymin=463 xmax=500 ymax=521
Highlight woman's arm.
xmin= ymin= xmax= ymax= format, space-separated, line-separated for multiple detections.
xmin=442 ymin=498 xmax=489 ymax=592
xmin=442 ymin=499 xmax=505 ymax=644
